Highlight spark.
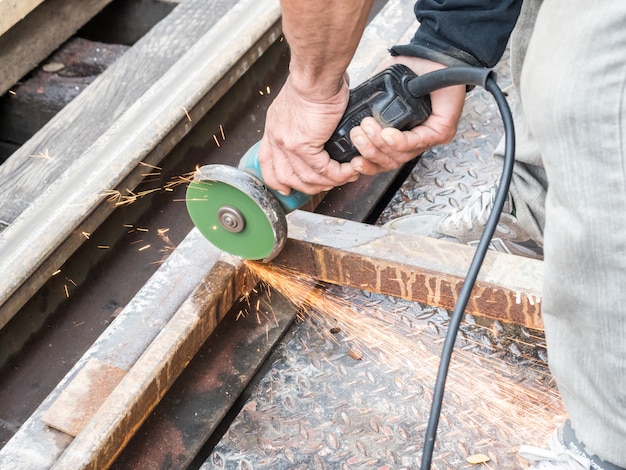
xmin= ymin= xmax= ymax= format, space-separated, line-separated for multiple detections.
xmin=244 ymin=261 xmax=564 ymax=446
xmin=139 ymin=162 xmax=162 ymax=170
xmin=157 ymin=227 xmax=175 ymax=253
xmin=219 ymin=124 xmax=225 ymax=140
xmin=182 ymin=107 xmax=192 ymax=122
xmin=81 ymin=231 xmax=90 ymax=240
xmin=138 ymin=244 xmax=151 ymax=252
xmin=102 ymin=171 xmax=196 ymax=208
xmin=30 ymin=149 xmax=52 ymax=160
xmin=149 ymin=227 xmax=177 ymax=266
xmin=213 ymin=134 xmax=221 ymax=147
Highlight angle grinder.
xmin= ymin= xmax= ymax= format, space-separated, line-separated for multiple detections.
xmin=186 ymin=64 xmax=490 ymax=262
xmin=186 ymin=64 xmax=513 ymax=469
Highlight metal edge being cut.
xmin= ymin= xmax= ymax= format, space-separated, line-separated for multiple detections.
xmin=189 ymin=164 xmax=288 ymax=262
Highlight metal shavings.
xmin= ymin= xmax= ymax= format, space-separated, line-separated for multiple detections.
xmin=42 ymin=62 xmax=65 ymax=73
xmin=467 ymin=454 xmax=491 ymax=465
xmin=347 ymin=349 xmax=363 ymax=361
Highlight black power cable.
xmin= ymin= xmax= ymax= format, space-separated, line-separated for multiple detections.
xmin=407 ymin=68 xmax=516 ymax=468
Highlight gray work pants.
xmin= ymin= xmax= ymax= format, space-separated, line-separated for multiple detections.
xmin=492 ymin=0 xmax=547 ymax=246
xmin=519 ymin=0 xmax=626 ymax=465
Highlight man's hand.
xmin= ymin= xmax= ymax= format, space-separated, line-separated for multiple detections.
xmin=259 ymin=55 xmax=466 ymax=195
xmin=349 ymin=56 xmax=466 ymax=175
xmin=258 ymin=74 xmax=360 ymax=195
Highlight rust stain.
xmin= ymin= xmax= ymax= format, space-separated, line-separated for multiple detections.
xmin=274 ymin=238 xmax=543 ymax=330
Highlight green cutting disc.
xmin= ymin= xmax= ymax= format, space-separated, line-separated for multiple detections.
xmin=186 ymin=165 xmax=287 ymax=262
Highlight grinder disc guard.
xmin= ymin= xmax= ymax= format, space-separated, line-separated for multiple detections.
xmin=186 ymin=164 xmax=287 ymax=262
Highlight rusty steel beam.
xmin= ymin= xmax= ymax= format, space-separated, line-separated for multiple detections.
xmin=273 ymin=211 xmax=543 ymax=330
xmin=50 ymin=252 xmax=252 ymax=470
xmin=0 ymin=230 xmax=253 ymax=469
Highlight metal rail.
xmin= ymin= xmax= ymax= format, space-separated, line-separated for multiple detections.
xmin=0 ymin=0 xmax=281 ymax=330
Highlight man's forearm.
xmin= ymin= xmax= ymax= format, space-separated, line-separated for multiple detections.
xmin=280 ymin=0 xmax=374 ymax=99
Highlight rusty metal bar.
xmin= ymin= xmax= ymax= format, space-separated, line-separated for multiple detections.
xmin=0 ymin=230 xmax=249 ymax=468
xmin=273 ymin=211 xmax=543 ymax=330
xmin=51 ymin=253 xmax=252 ymax=469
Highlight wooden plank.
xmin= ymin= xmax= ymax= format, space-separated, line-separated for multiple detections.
xmin=0 ymin=0 xmax=235 ymax=226
xmin=0 ymin=0 xmax=46 ymax=37
xmin=0 ymin=38 xmax=130 ymax=144
xmin=0 ymin=0 xmax=282 ymax=330
xmin=0 ymin=0 xmax=113 ymax=96
xmin=274 ymin=211 xmax=544 ymax=330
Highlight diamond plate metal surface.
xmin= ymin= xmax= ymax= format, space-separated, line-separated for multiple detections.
xmin=205 ymin=287 xmax=563 ymax=470
xmin=202 ymin=50 xmax=563 ymax=470
xmin=378 ymin=53 xmax=512 ymax=225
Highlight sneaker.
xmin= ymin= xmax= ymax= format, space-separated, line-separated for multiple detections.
xmin=384 ymin=184 xmax=543 ymax=260
xmin=519 ymin=420 xmax=625 ymax=470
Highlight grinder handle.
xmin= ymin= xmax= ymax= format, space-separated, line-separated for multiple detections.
xmin=324 ymin=63 xmax=432 ymax=163
xmin=240 ymin=64 xmax=435 ymax=213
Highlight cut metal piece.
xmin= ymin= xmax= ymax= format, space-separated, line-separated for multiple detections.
xmin=273 ymin=210 xmax=543 ymax=330
xmin=186 ymin=164 xmax=287 ymax=262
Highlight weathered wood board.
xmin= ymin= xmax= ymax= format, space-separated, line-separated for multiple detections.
xmin=0 ymin=0 xmax=46 ymax=37
xmin=0 ymin=0 xmax=113 ymax=95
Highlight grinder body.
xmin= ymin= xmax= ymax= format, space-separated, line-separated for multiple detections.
xmin=186 ymin=63 xmax=432 ymax=261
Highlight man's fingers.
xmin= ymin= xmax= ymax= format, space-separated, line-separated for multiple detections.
xmin=350 ymin=156 xmax=386 ymax=175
